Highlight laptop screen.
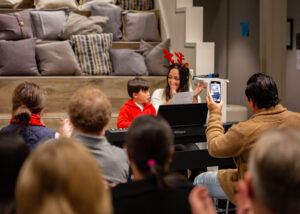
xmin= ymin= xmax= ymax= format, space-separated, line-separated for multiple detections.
xmin=157 ymin=103 xmax=208 ymax=128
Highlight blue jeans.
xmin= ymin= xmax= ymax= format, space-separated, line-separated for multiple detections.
xmin=193 ymin=171 xmax=229 ymax=200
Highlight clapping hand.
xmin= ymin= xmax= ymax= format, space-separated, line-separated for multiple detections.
xmin=194 ymin=82 xmax=207 ymax=98
xmin=189 ymin=186 xmax=216 ymax=214
xmin=59 ymin=118 xmax=73 ymax=138
xmin=170 ymin=84 xmax=177 ymax=98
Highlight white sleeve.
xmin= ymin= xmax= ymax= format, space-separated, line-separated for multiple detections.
xmin=151 ymin=88 xmax=165 ymax=112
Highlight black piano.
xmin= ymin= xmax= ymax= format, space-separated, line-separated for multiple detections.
xmin=106 ymin=103 xmax=236 ymax=171
xmin=105 ymin=122 xmax=236 ymax=171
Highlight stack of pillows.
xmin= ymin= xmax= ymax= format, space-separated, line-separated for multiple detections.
xmin=0 ymin=0 xmax=170 ymax=76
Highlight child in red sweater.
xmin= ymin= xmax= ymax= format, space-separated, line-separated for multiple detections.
xmin=117 ymin=77 xmax=156 ymax=128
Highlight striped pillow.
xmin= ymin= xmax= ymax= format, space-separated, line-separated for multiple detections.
xmin=71 ymin=34 xmax=113 ymax=75
xmin=119 ymin=0 xmax=153 ymax=10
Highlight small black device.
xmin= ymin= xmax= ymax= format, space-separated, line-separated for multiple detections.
xmin=210 ymin=81 xmax=221 ymax=103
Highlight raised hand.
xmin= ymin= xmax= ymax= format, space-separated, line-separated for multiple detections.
xmin=236 ymin=173 xmax=254 ymax=214
xmin=170 ymin=84 xmax=177 ymax=98
xmin=206 ymin=92 xmax=223 ymax=113
xmin=59 ymin=118 xmax=73 ymax=138
xmin=189 ymin=186 xmax=217 ymax=214
xmin=194 ymin=82 xmax=207 ymax=98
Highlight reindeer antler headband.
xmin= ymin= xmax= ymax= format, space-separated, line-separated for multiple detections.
xmin=163 ymin=49 xmax=189 ymax=68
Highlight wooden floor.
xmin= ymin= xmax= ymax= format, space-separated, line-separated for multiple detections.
xmin=0 ymin=76 xmax=166 ymax=130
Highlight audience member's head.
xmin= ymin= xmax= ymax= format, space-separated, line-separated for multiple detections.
xmin=127 ymin=77 xmax=150 ymax=99
xmin=16 ymin=138 xmax=112 ymax=214
xmin=68 ymin=86 xmax=112 ymax=135
xmin=11 ymin=82 xmax=46 ymax=125
xmin=245 ymin=73 xmax=279 ymax=109
xmin=0 ymin=133 xmax=29 ymax=214
xmin=247 ymin=128 xmax=300 ymax=214
xmin=125 ymin=115 xmax=174 ymax=186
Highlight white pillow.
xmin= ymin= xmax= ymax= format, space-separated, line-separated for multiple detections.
xmin=0 ymin=0 xmax=22 ymax=7
xmin=34 ymin=0 xmax=78 ymax=9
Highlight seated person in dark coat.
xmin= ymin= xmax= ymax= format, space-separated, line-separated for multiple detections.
xmin=0 ymin=82 xmax=56 ymax=150
xmin=112 ymin=115 xmax=193 ymax=214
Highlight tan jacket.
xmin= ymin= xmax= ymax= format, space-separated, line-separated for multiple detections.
xmin=206 ymin=104 xmax=300 ymax=203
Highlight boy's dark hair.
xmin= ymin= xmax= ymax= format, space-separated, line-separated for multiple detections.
xmin=245 ymin=73 xmax=279 ymax=109
xmin=127 ymin=77 xmax=150 ymax=98
xmin=165 ymin=63 xmax=189 ymax=101
xmin=125 ymin=115 xmax=174 ymax=189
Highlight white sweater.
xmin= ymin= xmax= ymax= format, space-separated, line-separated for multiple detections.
xmin=151 ymin=88 xmax=201 ymax=112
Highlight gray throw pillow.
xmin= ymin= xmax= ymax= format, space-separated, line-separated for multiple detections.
xmin=30 ymin=10 xmax=67 ymax=40
xmin=0 ymin=39 xmax=40 ymax=76
xmin=91 ymin=5 xmax=123 ymax=41
xmin=71 ymin=34 xmax=113 ymax=75
xmin=36 ymin=41 xmax=82 ymax=76
xmin=61 ymin=12 xmax=108 ymax=40
xmin=123 ymin=11 xmax=160 ymax=41
xmin=0 ymin=9 xmax=33 ymax=40
xmin=140 ymin=39 xmax=170 ymax=76
xmin=81 ymin=1 xmax=119 ymax=10
xmin=110 ymin=49 xmax=148 ymax=76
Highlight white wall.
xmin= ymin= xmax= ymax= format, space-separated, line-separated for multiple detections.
xmin=227 ymin=0 xmax=259 ymax=108
xmin=286 ymin=0 xmax=300 ymax=112
xmin=194 ymin=0 xmax=259 ymax=110
xmin=155 ymin=0 xmax=215 ymax=76
xmin=156 ymin=0 xmax=197 ymax=71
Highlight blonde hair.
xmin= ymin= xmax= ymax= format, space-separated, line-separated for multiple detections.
xmin=248 ymin=128 xmax=300 ymax=214
xmin=16 ymin=138 xmax=112 ymax=214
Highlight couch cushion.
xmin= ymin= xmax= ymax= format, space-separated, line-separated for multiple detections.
xmin=81 ymin=1 xmax=118 ymax=10
xmin=0 ymin=0 xmax=22 ymax=8
xmin=30 ymin=9 xmax=67 ymax=40
xmin=34 ymin=0 xmax=78 ymax=9
xmin=0 ymin=9 xmax=33 ymax=40
xmin=82 ymin=0 xmax=114 ymax=4
xmin=91 ymin=5 xmax=123 ymax=41
xmin=140 ymin=39 xmax=170 ymax=76
xmin=119 ymin=0 xmax=153 ymax=10
xmin=110 ymin=49 xmax=148 ymax=76
xmin=123 ymin=10 xmax=160 ymax=41
xmin=0 ymin=39 xmax=39 ymax=76
xmin=36 ymin=41 xmax=82 ymax=76
xmin=71 ymin=34 xmax=113 ymax=75
xmin=61 ymin=12 xmax=108 ymax=40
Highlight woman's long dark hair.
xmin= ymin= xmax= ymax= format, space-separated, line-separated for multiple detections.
xmin=164 ymin=63 xmax=190 ymax=101
xmin=125 ymin=115 xmax=174 ymax=190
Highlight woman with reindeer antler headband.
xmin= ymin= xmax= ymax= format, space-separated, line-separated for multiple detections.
xmin=151 ymin=50 xmax=206 ymax=112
